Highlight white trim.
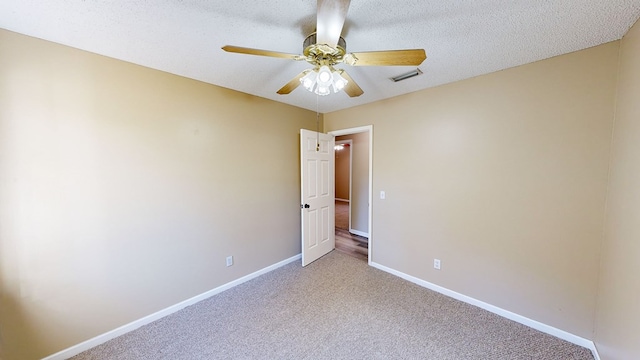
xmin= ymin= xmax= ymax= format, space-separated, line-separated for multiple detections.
xmin=329 ymin=125 xmax=373 ymax=266
xmin=349 ymin=229 xmax=369 ymax=238
xmin=42 ymin=254 xmax=302 ymax=360
xmin=369 ymin=261 xmax=601 ymax=360
xmin=330 ymin=126 xmax=371 ymax=135
xmin=367 ymin=127 xmax=372 ymax=265
xmin=335 ymin=198 xmax=350 ymax=203
xmin=346 ymin=139 xmax=353 ymax=232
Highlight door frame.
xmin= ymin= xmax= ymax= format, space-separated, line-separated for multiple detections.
xmin=328 ymin=125 xmax=373 ymax=265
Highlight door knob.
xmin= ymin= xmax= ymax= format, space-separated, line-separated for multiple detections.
xmin=300 ymin=204 xmax=310 ymax=209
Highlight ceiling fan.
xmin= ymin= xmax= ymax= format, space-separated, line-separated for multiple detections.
xmin=222 ymin=0 xmax=427 ymax=97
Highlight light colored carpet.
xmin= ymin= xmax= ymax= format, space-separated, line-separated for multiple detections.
xmin=71 ymin=251 xmax=594 ymax=360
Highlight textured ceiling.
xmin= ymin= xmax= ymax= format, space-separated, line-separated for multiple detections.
xmin=1 ymin=1 xmax=640 ymax=113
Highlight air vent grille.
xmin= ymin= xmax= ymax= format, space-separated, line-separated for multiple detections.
xmin=391 ymin=68 xmax=423 ymax=82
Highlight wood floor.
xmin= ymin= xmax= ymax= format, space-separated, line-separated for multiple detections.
xmin=335 ymin=228 xmax=368 ymax=261
xmin=334 ymin=200 xmax=368 ymax=262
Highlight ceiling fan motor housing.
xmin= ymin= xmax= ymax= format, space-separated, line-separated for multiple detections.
xmin=303 ymin=33 xmax=347 ymax=66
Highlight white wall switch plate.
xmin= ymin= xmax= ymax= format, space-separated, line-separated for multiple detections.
xmin=380 ymin=190 xmax=386 ymax=199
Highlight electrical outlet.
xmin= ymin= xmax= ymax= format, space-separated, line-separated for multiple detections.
xmin=226 ymin=256 xmax=233 ymax=267
xmin=434 ymin=259 xmax=441 ymax=270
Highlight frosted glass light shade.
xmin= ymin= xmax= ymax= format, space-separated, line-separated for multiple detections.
xmin=299 ymin=66 xmax=347 ymax=96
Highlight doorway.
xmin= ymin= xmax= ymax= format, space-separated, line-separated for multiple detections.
xmin=329 ymin=126 xmax=372 ymax=264
xmin=334 ymin=139 xmax=352 ymax=230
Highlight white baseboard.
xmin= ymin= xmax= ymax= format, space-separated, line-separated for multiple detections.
xmin=42 ymin=254 xmax=302 ymax=360
xmin=335 ymin=198 xmax=349 ymax=203
xmin=349 ymin=229 xmax=369 ymax=238
xmin=369 ymin=261 xmax=601 ymax=360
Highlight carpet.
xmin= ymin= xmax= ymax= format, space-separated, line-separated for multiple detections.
xmin=71 ymin=251 xmax=594 ymax=360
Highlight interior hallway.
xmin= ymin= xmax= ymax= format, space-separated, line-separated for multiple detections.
xmin=335 ymin=200 xmax=368 ymax=262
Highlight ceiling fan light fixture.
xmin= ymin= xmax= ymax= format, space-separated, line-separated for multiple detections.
xmin=300 ymin=71 xmax=318 ymax=92
xmin=316 ymin=85 xmax=331 ymax=96
xmin=332 ymin=70 xmax=348 ymax=92
xmin=299 ymin=66 xmax=348 ymax=96
xmin=317 ymin=65 xmax=333 ymax=85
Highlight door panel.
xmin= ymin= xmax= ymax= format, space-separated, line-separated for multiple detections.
xmin=301 ymin=129 xmax=335 ymax=266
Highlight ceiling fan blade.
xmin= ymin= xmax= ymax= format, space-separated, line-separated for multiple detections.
xmin=316 ymin=0 xmax=350 ymax=48
xmin=345 ymin=49 xmax=427 ymax=66
xmin=338 ymin=70 xmax=363 ymax=97
xmin=222 ymin=45 xmax=304 ymax=60
xmin=277 ymin=70 xmax=311 ymax=95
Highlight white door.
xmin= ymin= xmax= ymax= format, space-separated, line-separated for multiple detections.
xmin=300 ymin=129 xmax=335 ymax=266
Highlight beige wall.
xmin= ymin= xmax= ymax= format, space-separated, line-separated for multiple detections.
xmin=325 ymin=42 xmax=620 ymax=338
xmin=334 ymin=142 xmax=350 ymax=201
xmin=3 ymin=20 xmax=639 ymax=360
xmin=336 ymin=132 xmax=369 ymax=234
xmin=0 ymin=29 xmax=317 ymax=360
xmin=594 ymin=20 xmax=640 ymax=360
